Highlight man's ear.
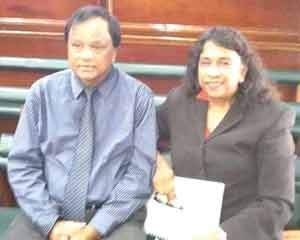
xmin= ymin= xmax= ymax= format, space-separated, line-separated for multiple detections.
xmin=112 ymin=48 xmax=118 ymax=63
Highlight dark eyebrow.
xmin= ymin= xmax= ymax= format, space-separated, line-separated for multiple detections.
xmin=90 ymin=39 xmax=105 ymax=43
xmin=199 ymin=57 xmax=211 ymax=61
xmin=69 ymin=39 xmax=81 ymax=42
xmin=219 ymin=57 xmax=232 ymax=61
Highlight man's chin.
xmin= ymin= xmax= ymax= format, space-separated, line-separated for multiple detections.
xmin=79 ymin=77 xmax=99 ymax=87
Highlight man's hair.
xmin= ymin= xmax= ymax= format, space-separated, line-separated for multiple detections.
xmin=64 ymin=5 xmax=121 ymax=48
xmin=185 ymin=26 xmax=276 ymax=109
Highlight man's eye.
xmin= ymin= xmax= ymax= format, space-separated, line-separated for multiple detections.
xmin=91 ymin=45 xmax=105 ymax=51
xmin=72 ymin=43 xmax=82 ymax=48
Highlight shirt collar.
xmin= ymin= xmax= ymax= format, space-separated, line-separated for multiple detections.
xmin=71 ymin=66 xmax=117 ymax=99
xmin=196 ymin=90 xmax=209 ymax=102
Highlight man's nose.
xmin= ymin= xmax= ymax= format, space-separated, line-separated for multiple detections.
xmin=81 ymin=46 xmax=94 ymax=59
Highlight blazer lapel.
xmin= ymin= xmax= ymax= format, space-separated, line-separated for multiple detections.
xmin=208 ymin=100 xmax=245 ymax=140
xmin=189 ymin=98 xmax=208 ymax=145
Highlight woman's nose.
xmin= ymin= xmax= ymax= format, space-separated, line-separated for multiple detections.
xmin=206 ymin=64 xmax=221 ymax=77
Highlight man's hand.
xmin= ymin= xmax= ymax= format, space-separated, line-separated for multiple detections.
xmin=153 ymin=153 xmax=175 ymax=201
xmin=49 ymin=220 xmax=86 ymax=240
xmin=69 ymin=225 xmax=101 ymax=240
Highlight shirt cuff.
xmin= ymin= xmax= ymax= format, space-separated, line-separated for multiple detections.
xmin=89 ymin=210 xmax=119 ymax=237
xmin=37 ymin=213 xmax=60 ymax=237
xmin=218 ymin=227 xmax=227 ymax=240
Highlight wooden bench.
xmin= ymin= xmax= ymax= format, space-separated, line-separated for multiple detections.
xmin=1 ymin=56 xmax=300 ymax=81
xmin=1 ymin=56 xmax=300 ymax=101
xmin=0 ymin=207 xmax=19 ymax=239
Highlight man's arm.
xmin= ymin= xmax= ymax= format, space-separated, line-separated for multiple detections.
xmin=88 ymin=86 xmax=157 ymax=237
xmin=7 ymin=84 xmax=60 ymax=236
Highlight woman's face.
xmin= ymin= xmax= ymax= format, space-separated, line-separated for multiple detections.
xmin=198 ymin=41 xmax=247 ymax=103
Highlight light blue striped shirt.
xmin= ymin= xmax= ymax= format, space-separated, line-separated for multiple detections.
xmin=7 ymin=66 xmax=156 ymax=237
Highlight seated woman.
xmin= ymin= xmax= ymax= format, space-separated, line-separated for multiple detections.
xmin=154 ymin=26 xmax=296 ymax=240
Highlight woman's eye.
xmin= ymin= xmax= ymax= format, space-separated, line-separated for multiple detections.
xmin=219 ymin=60 xmax=231 ymax=67
xmin=199 ymin=60 xmax=210 ymax=66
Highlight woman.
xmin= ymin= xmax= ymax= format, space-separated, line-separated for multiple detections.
xmin=154 ymin=26 xmax=296 ymax=240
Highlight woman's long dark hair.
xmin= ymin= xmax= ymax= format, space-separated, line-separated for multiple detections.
xmin=185 ymin=26 xmax=277 ymax=110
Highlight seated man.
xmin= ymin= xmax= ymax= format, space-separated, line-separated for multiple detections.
xmin=5 ymin=5 xmax=156 ymax=240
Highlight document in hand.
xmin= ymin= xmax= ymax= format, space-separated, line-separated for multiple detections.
xmin=144 ymin=176 xmax=225 ymax=240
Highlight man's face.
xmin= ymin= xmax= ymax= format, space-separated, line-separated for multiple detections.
xmin=198 ymin=41 xmax=247 ymax=103
xmin=68 ymin=17 xmax=117 ymax=87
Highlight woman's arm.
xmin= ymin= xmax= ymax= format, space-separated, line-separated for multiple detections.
xmin=221 ymin=107 xmax=296 ymax=240
xmin=153 ymin=152 xmax=175 ymax=201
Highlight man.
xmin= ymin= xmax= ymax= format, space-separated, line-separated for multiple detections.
xmin=5 ymin=5 xmax=156 ymax=240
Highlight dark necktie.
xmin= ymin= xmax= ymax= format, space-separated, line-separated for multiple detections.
xmin=62 ymin=88 xmax=95 ymax=221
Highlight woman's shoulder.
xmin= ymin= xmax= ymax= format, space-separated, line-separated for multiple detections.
xmin=253 ymin=99 xmax=293 ymax=114
xmin=165 ymin=84 xmax=192 ymax=105
xmin=249 ymin=99 xmax=295 ymax=126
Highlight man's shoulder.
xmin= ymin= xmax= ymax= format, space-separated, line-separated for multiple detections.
xmin=30 ymin=69 xmax=72 ymax=95
xmin=33 ymin=69 xmax=71 ymax=87
xmin=116 ymin=68 xmax=153 ymax=96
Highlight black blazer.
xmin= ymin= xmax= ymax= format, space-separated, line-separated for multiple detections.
xmin=157 ymin=85 xmax=296 ymax=240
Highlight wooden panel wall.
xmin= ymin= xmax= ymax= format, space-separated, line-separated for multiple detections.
xmin=0 ymin=1 xmax=299 ymax=83
xmin=0 ymin=1 xmax=299 ymax=89
xmin=0 ymin=0 xmax=298 ymax=99
xmin=1 ymin=1 xmax=299 ymax=65
xmin=0 ymin=170 xmax=16 ymax=206
xmin=0 ymin=0 xmax=105 ymax=58
xmin=114 ymin=0 xmax=300 ymax=68
xmin=112 ymin=0 xmax=300 ymax=101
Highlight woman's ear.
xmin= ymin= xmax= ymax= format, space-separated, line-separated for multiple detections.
xmin=239 ymin=65 xmax=248 ymax=83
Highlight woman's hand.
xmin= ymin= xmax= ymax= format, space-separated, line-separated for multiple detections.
xmin=283 ymin=230 xmax=300 ymax=239
xmin=153 ymin=153 xmax=175 ymax=201
xmin=192 ymin=228 xmax=227 ymax=240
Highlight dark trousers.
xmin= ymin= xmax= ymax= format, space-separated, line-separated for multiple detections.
xmin=3 ymin=208 xmax=147 ymax=240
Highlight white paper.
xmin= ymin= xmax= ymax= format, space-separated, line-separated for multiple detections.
xmin=144 ymin=176 xmax=225 ymax=240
